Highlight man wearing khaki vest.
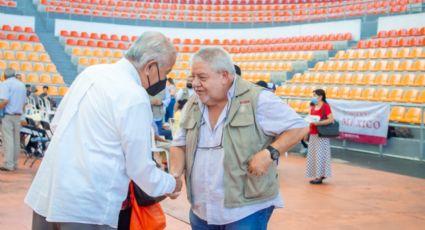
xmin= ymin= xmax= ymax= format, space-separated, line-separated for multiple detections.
xmin=170 ymin=47 xmax=309 ymax=229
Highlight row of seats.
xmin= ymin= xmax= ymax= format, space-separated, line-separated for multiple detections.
xmin=0 ymin=32 xmax=40 ymax=42
xmin=286 ymin=100 xmax=423 ymax=124
xmin=356 ymin=36 xmax=425 ymax=48
xmin=72 ymin=47 xmax=123 ymax=58
xmin=66 ymin=38 xmax=334 ymax=53
xmin=28 ymin=85 xmax=68 ymax=96
xmin=0 ymin=41 xmax=45 ymax=52
xmin=233 ymin=52 xmax=314 ymax=61
xmin=42 ymin=0 xmax=363 ymax=7
xmin=334 ymin=47 xmax=424 ymax=60
xmin=1 ymin=25 xmax=34 ymax=33
xmin=66 ymin=39 xmax=130 ymax=49
xmin=237 ymin=62 xmax=293 ymax=71
xmin=0 ymin=61 xmax=57 ymax=73
xmin=0 ymin=51 xmax=51 ymax=62
xmin=17 ymin=73 xmax=65 ymax=85
xmin=277 ymin=85 xmax=425 ymax=103
xmin=376 ymin=27 xmax=425 ymax=38
xmin=288 ymin=72 xmax=425 ymax=86
xmin=60 ymin=30 xmax=352 ymax=44
xmin=313 ymin=60 xmax=425 ymax=72
xmin=241 ymin=72 xmax=271 ymax=82
xmin=0 ymin=0 xmax=16 ymax=7
xmin=60 ymin=31 xmax=137 ymax=42
xmin=39 ymin=0 xmax=415 ymax=23
xmin=390 ymin=107 xmax=424 ymax=124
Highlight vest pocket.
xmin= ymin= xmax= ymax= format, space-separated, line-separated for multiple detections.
xmin=244 ymin=173 xmax=273 ymax=199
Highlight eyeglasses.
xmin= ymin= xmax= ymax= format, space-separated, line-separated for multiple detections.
xmin=196 ymin=102 xmax=232 ymax=150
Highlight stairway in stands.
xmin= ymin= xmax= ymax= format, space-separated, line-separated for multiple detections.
xmin=16 ymin=0 xmax=78 ymax=86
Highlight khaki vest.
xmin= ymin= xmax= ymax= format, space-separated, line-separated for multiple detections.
xmin=180 ymin=78 xmax=279 ymax=208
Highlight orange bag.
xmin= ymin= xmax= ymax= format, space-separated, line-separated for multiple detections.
xmin=129 ymin=182 xmax=166 ymax=230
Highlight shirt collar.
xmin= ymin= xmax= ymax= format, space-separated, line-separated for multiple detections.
xmin=116 ymin=58 xmax=142 ymax=86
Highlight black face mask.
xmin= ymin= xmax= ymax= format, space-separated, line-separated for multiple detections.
xmin=186 ymin=83 xmax=193 ymax=89
xmin=146 ymin=63 xmax=166 ymax=96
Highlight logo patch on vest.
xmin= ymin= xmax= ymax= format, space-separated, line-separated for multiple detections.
xmin=240 ymin=100 xmax=250 ymax=104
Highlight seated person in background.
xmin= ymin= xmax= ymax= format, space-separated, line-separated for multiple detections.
xmin=39 ymin=85 xmax=56 ymax=108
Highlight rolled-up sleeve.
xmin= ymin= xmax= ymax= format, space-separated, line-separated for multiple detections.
xmin=119 ymin=102 xmax=175 ymax=197
xmin=256 ymin=90 xmax=308 ymax=136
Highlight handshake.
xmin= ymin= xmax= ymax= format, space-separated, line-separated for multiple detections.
xmin=168 ymin=175 xmax=183 ymax=200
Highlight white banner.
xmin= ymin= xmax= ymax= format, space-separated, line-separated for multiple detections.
xmin=328 ymin=100 xmax=390 ymax=145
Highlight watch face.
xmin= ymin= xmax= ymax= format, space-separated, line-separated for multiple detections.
xmin=272 ymin=151 xmax=279 ymax=160
xmin=267 ymin=146 xmax=280 ymax=160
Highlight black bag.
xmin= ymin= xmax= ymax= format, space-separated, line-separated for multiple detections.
xmin=317 ymin=105 xmax=340 ymax=138
xmin=133 ymin=182 xmax=166 ymax=206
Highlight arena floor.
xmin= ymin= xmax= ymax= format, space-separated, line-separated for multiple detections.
xmin=1 ymin=153 xmax=424 ymax=230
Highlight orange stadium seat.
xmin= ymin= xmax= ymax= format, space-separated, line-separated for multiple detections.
xmin=48 ymin=86 xmax=59 ymax=96
xmin=27 ymin=74 xmax=39 ymax=83
xmin=361 ymin=88 xmax=376 ymax=101
xmin=402 ymin=89 xmax=419 ymax=103
xmin=52 ymin=75 xmax=65 ymax=84
xmin=373 ymin=88 xmax=389 ymax=101
xmin=401 ymin=108 xmax=423 ymax=124
xmin=414 ymin=74 xmax=425 ymax=86
xmin=386 ymin=88 xmax=404 ymax=102
xmin=416 ymin=90 xmax=425 ymax=103
xmin=39 ymin=74 xmax=52 ymax=84
xmin=389 ymin=107 xmax=406 ymax=122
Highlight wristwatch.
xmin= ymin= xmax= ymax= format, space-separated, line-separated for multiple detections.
xmin=266 ymin=145 xmax=280 ymax=161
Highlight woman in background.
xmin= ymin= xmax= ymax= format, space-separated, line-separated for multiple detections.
xmin=306 ymin=89 xmax=334 ymax=184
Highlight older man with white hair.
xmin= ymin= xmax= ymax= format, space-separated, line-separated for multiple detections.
xmin=170 ymin=47 xmax=309 ymax=229
xmin=25 ymin=31 xmax=182 ymax=229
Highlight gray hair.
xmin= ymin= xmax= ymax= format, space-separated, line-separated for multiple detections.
xmin=191 ymin=47 xmax=236 ymax=75
xmin=125 ymin=31 xmax=176 ymax=69
xmin=3 ymin=68 xmax=16 ymax=79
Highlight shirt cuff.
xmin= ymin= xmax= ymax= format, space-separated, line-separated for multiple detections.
xmin=171 ymin=140 xmax=186 ymax=147
xmin=165 ymin=173 xmax=177 ymax=194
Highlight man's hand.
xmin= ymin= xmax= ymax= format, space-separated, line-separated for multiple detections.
xmin=248 ymin=149 xmax=273 ymax=177
xmin=168 ymin=176 xmax=182 ymax=200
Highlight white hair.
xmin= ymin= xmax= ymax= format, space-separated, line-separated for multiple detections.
xmin=191 ymin=47 xmax=236 ymax=75
xmin=125 ymin=31 xmax=176 ymax=69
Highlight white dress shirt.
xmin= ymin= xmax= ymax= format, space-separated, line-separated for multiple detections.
xmin=25 ymin=59 xmax=176 ymax=228
xmin=173 ymin=78 xmax=308 ymax=225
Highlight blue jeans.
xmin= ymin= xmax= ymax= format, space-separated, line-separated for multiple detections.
xmin=165 ymin=97 xmax=175 ymax=122
xmin=189 ymin=206 xmax=274 ymax=230
xmin=154 ymin=120 xmax=172 ymax=140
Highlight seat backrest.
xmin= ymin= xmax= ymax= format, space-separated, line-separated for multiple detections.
xmin=402 ymin=89 xmax=419 ymax=103
xmin=338 ymin=87 xmax=351 ymax=99
xmin=374 ymin=88 xmax=389 ymax=101
xmin=388 ymin=73 xmax=402 ymax=86
xmin=403 ymin=108 xmax=422 ymax=124
xmin=416 ymin=90 xmax=425 ymax=103
xmin=414 ymin=74 xmax=425 ymax=86
xmin=361 ymin=88 xmax=376 ymax=100
xmin=389 ymin=106 xmax=406 ymax=122
xmin=349 ymin=87 xmax=363 ymax=100
xmin=388 ymin=88 xmax=404 ymax=102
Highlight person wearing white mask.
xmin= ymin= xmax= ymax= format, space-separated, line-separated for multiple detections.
xmin=25 ymin=31 xmax=182 ymax=230
xmin=306 ymin=89 xmax=335 ymax=184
